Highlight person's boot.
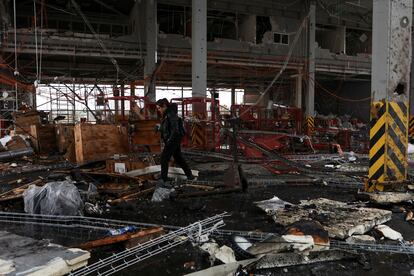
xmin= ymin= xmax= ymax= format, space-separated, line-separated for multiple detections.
xmin=157 ymin=179 xmax=173 ymax=189
xmin=186 ymin=174 xmax=195 ymax=181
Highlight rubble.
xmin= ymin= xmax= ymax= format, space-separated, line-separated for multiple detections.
xmin=254 ymin=250 xmax=357 ymax=269
xmin=247 ymin=234 xmax=315 ymax=256
xmin=361 ymin=191 xmax=414 ymax=204
xmin=406 ymin=210 xmax=413 ymax=221
xmin=151 ymin=186 xmax=175 ymax=202
xmin=0 ymin=231 xmax=90 ymax=275
xmin=375 ymin=225 xmax=403 ymax=241
xmin=247 ymin=220 xmax=329 ymax=256
xmin=254 ymin=196 xmax=293 ymax=214
xmin=200 ymin=242 xmax=237 ymax=264
xmin=185 ymin=259 xmax=258 ymax=276
xmin=188 ymin=250 xmax=356 ymax=275
xmin=0 ymin=179 xmax=43 ymax=202
xmin=0 ymin=109 xmax=408 ymax=276
xmin=345 ymin=235 xmax=376 ymax=244
xmin=257 ymin=197 xmax=392 ymax=239
xmin=125 ymin=165 xmax=199 ymax=179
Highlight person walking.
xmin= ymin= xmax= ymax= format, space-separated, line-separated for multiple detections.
xmin=156 ymin=98 xmax=194 ymax=184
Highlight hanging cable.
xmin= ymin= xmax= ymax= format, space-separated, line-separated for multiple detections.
xmin=308 ymin=76 xmax=371 ymax=102
xmin=70 ymin=0 xmax=136 ymax=81
xmin=13 ymin=0 xmax=18 ymax=112
xmin=237 ymin=11 xmax=310 ymax=118
xmin=39 ymin=0 xmax=44 ymax=83
xmin=13 ymin=0 xmax=17 ymax=75
xmin=33 ymin=0 xmax=39 ymax=84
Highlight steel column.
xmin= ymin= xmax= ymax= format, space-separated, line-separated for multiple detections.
xmin=292 ymin=71 xmax=302 ymax=109
xmin=144 ymin=0 xmax=157 ymax=102
xmin=367 ymin=0 xmax=412 ymax=191
xmin=305 ymin=2 xmax=316 ymax=135
xmin=120 ymin=83 xmax=125 ymax=119
xmin=191 ymin=0 xmax=207 ymax=98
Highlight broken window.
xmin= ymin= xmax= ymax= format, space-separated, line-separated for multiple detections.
xmin=273 ymin=32 xmax=289 ymax=45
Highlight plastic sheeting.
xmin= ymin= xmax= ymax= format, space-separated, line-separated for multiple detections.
xmin=151 ymin=187 xmax=175 ymax=202
xmin=408 ymin=143 xmax=414 ymax=154
xmin=23 ymin=181 xmax=83 ymax=216
xmin=0 ymin=135 xmax=11 ymax=147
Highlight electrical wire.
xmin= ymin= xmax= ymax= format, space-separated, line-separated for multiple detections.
xmin=70 ymin=0 xmax=137 ymax=81
xmin=307 ymin=76 xmax=371 ymax=102
xmin=237 ymin=11 xmax=310 ymax=119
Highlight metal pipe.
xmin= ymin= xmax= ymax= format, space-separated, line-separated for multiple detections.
xmin=0 ymin=148 xmax=34 ymax=161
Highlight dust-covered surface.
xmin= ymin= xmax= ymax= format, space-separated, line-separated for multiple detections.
xmin=1 ymin=160 xmax=414 ymax=276
xmin=0 ymin=230 xmax=90 ymax=275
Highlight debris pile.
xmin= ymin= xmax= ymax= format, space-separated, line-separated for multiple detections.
xmin=256 ymin=197 xmax=392 ymax=239
xmin=0 ymin=109 xmax=412 ymax=276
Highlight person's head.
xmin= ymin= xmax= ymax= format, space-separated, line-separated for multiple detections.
xmin=156 ymin=98 xmax=169 ymax=115
xmin=131 ymin=101 xmax=140 ymax=112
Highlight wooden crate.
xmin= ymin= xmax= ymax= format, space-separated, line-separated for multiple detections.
xmin=130 ymin=120 xmax=161 ymax=153
xmin=106 ymin=158 xmax=147 ymax=173
xmin=74 ymin=124 xmax=128 ymax=164
xmin=30 ymin=124 xmax=58 ymax=154
xmin=14 ymin=112 xmax=41 ymax=136
xmin=5 ymin=136 xmax=29 ymax=151
xmin=55 ymin=124 xmax=76 ymax=163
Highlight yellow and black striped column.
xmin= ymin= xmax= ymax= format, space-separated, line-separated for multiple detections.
xmin=306 ymin=116 xmax=315 ymax=135
xmin=409 ymin=115 xmax=414 ymax=139
xmin=367 ymin=101 xmax=409 ymax=192
xmin=191 ymin=113 xmax=206 ymax=148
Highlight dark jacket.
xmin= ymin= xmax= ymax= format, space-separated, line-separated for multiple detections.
xmin=160 ymin=103 xmax=185 ymax=146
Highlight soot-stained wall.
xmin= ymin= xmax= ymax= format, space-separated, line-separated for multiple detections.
xmin=315 ymin=80 xmax=371 ymax=122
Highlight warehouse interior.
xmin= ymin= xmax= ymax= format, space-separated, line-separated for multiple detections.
xmin=1 ymin=0 xmax=414 ymax=275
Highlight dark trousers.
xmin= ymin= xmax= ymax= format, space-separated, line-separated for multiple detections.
xmin=160 ymin=141 xmax=192 ymax=181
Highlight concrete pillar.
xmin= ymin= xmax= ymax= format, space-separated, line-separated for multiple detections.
xmin=410 ymin=30 xmax=414 ymax=113
xmin=130 ymin=82 xmax=135 ymax=115
xmin=371 ymin=0 xmax=411 ymax=103
xmin=130 ymin=82 xmax=135 ymax=97
xmin=292 ymin=71 xmax=302 ymax=108
xmin=192 ymin=0 xmax=207 ymax=98
xmin=113 ymin=85 xmax=119 ymax=117
xmin=410 ymin=31 xmax=414 ymax=139
xmin=337 ymin=26 xmax=346 ymax=54
xmin=120 ymin=83 xmax=125 ymax=119
xmin=144 ymin=0 xmax=157 ymax=102
xmin=306 ymin=2 xmax=316 ymax=118
xmin=238 ymin=15 xmax=256 ymax=43
xmin=367 ymin=0 xmax=412 ymax=190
